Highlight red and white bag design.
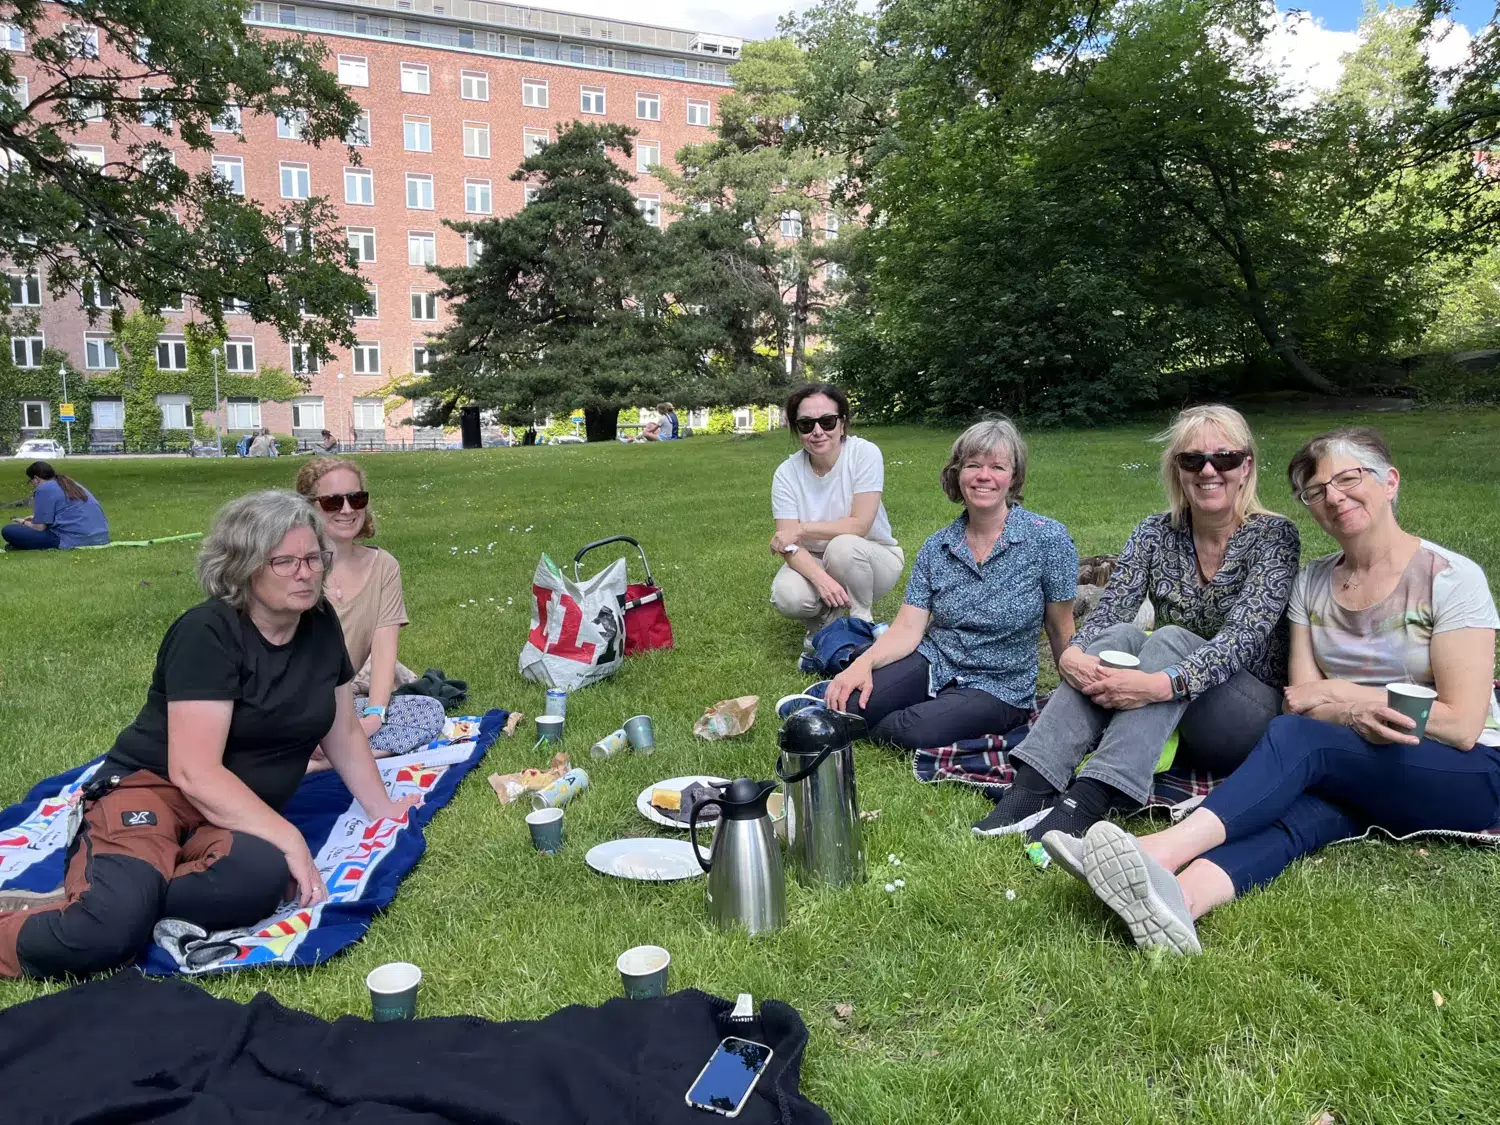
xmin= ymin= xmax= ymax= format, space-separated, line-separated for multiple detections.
xmin=518 ymin=553 xmax=626 ymax=690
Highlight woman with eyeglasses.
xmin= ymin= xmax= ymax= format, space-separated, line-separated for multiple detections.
xmin=295 ymin=457 xmax=440 ymax=765
xmin=976 ymin=405 xmax=1301 ymax=844
xmin=0 ymin=491 xmax=420 ymax=980
xmin=770 ymin=383 xmax=903 ymax=643
xmin=1041 ymin=427 xmax=1500 ymax=955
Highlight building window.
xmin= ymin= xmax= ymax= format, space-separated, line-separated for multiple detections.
xmin=2 ymin=24 xmax=26 ymax=52
xmin=213 ymin=156 xmax=245 ymax=195
xmin=412 ymin=344 xmax=433 ymax=373
xmin=353 ymin=397 xmax=384 ymax=429
xmin=734 ymin=407 xmax=755 ymax=430
xmin=345 ymin=110 xmax=371 ymax=147
xmin=636 ymin=93 xmax=660 ymax=121
xmin=687 ymin=100 xmax=711 ymax=127
xmin=465 ymin=179 xmax=491 ymax=214
xmin=400 ymin=62 xmax=429 ymax=94
xmin=780 ymin=210 xmax=803 ymax=238
xmin=12 ymin=336 xmax=43 ymax=368
xmin=524 ymin=184 xmax=540 ymax=205
xmin=352 ymin=342 xmax=381 ymax=375
xmin=92 ymin=398 xmax=124 ymax=429
xmin=70 ymin=143 xmax=106 ymax=168
xmin=156 ymin=337 xmax=188 ymax=370
xmin=461 ymin=70 xmax=489 ymax=101
xmin=66 ymin=25 xmax=99 ymax=59
xmin=280 ymin=162 xmax=310 ymax=199
xmin=282 ymin=225 xmax=308 ymax=255
xmin=687 ymin=408 xmax=709 ymax=429
xmin=338 ymin=55 xmax=368 ymax=87
xmin=411 ymin=290 xmax=436 ymax=320
xmin=82 ymin=278 xmax=117 ymax=308
xmin=278 ymin=4 xmax=297 ymax=25
xmin=522 ymin=78 xmax=548 ymax=108
xmin=825 ymin=214 xmax=840 ymax=240
xmin=7 ymin=272 xmax=39 ymax=307
xmin=212 ymin=104 xmax=242 ymax=133
xmin=222 ymin=295 xmax=249 ymax=315
xmin=405 ymin=173 xmax=434 ymax=210
xmin=403 ymin=115 xmax=431 ymax=152
xmin=291 ymin=396 xmax=324 ymax=430
xmin=346 ymin=226 xmax=376 ymax=264
xmin=637 ymin=195 xmax=661 ymax=227
xmin=523 ymin=128 xmax=547 ymax=157
xmin=581 ymin=86 xmax=605 ymax=115
xmin=276 ymin=111 xmax=305 ymax=140
xmin=224 ymin=339 xmax=256 ymax=373
xmin=84 ymin=334 xmax=119 ymax=370
xmin=449 ymin=123 xmax=485 ymax=163
xmin=345 ymin=167 xmax=374 ymax=205
xmin=226 ymin=398 xmax=261 ymax=429
xmin=289 ymin=342 xmax=319 ymax=373
xmin=408 ymin=230 xmax=436 ymax=265
xmin=157 ymin=394 xmax=192 ymax=430
xmin=637 ymin=141 xmax=660 ymax=173
xmin=20 ymin=400 xmax=48 ymax=428
xmin=465 ymin=234 xmax=483 ymax=265
xmin=353 ymin=285 xmax=377 ymax=318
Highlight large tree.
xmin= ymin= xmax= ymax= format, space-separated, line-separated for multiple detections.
xmin=0 ymin=0 xmax=367 ymax=356
xmin=410 ymin=121 xmax=782 ymax=442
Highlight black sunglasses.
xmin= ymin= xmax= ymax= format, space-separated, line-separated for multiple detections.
xmin=1174 ymin=450 xmax=1248 ymax=474
xmin=314 ymin=490 xmax=369 ymax=513
xmin=795 ymin=414 xmax=843 ymax=435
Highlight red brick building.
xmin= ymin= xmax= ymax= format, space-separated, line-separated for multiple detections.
xmin=5 ymin=0 xmax=738 ymax=447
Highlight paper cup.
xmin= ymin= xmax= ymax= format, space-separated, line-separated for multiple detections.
xmin=367 ymin=961 xmax=422 ymax=1022
xmin=766 ymin=791 xmax=787 ymax=845
xmin=526 ymin=806 xmax=565 ymax=854
xmin=624 ymin=714 xmax=656 ymax=754
xmin=1098 ymin=650 xmax=1141 ymax=670
xmin=617 ymin=944 xmax=671 ymax=999
xmin=536 ymin=715 xmax=565 ymax=744
xmin=1386 ymin=682 xmax=1438 ymax=740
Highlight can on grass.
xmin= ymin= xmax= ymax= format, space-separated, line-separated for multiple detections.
xmin=545 ymin=689 xmax=568 ymax=718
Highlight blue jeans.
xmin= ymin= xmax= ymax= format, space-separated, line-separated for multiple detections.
xmin=2 ymin=523 xmax=61 ymax=550
xmin=1200 ymin=714 xmax=1500 ymax=892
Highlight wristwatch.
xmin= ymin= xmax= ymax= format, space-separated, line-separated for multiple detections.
xmin=1164 ymin=666 xmax=1189 ymax=701
xmin=362 ymin=704 xmax=388 ymax=719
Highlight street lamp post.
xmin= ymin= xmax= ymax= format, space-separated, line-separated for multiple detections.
xmin=211 ymin=347 xmax=224 ymax=456
xmin=58 ymin=362 xmax=72 ymax=455
xmin=337 ymin=371 xmax=345 ymax=451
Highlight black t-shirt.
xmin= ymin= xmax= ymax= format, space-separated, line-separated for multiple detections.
xmin=108 ymin=597 xmax=355 ymax=812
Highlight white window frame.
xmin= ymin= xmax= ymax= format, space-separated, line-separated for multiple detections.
xmin=91 ymin=397 xmax=124 ymax=429
xmin=524 ymin=184 xmax=540 ymax=205
xmin=411 ymin=290 xmax=437 ymax=320
xmin=460 ymin=70 xmax=489 ymax=101
xmin=157 ymin=393 xmax=192 ymax=430
xmin=781 ymin=210 xmax=803 ymax=239
xmin=405 ymin=172 xmax=434 ymax=210
xmin=276 ymin=110 xmax=305 ymax=140
xmin=222 ymin=295 xmax=249 ymax=315
xmin=400 ymin=62 xmax=430 ymax=94
xmin=353 ymin=397 xmax=384 ymax=430
xmin=67 ymin=25 xmax=99 ymax=60
xmin=412 ymin=344 xmax=434 ymax=374
xmin=637 ymin=195 xmax=661 ymax=227
xmin=523 ymin=128 xmax=547 ymax=157
xmin=12 ymin=336 xmax=44 ymax=368
xmin=465 ymin=179 xmax=491 ymax=214
xmin=82 ymin=278 xmax=117 ymax=309
xmin=20 ymin=399 xmax=48 ymax=428
xmin=289 ymin=341 xmax=319 ymax=373
xmin=338 ymin=55 xmax=369 ymax=87
xmin=345 ymin=109 xmax=371 ymax=147
xmin=225 ymin=398 xmax=261 ymax=429
xmin=403 ymin=115 xmax=431 ymax=152
xmin=522 ymin=78 xmax=548 ymax=108
xmin=408 ymin=230 xmax=436 ymax=266
xmin=84 ymin=334 xmax=119 ymax=370
xmin=580 ymin=86 xmax=606 ymax=115
xmin=352 ymin=342 xmax=381 ymax=375
xmin=212 ymin=104 xmax=242 ymax=134
xmin=71 ymin=143 xmax=105 ymax=169
xmin=344 ymin=167 xmax=374 ymax=206
xmin=8 ymin=272 xmax=40 ymax=307
xmin=465 ymin=234 xmax=483 ymax=265
xmin=156 ymin=336 xmax=188 ymax=370
xmin=687 ymin=408 xmax=709 ymax=429
xmin=463 ymin=121 xmax=490 ymax=158
xmin=734 ymin=407 xmax=755 ymax=430
xmin=1 ymin=24 xmax=26 ymax=52
xmin=223 ymin=338 xmax=256 ymax=373
xmin=687 ymin=99 xmax=711 ymax=127
xmin=637 ymin=140 xmax=660 ymax=174
xmin=636 ymin=92 xmax=660 ymax=121
xmin=346 ymin=226 xmax=376 ymax=263
xmin=213 ymin=156 xmax=245 ymax=195
xmin=354 ymin=285 xmax=378 ymax=318
xmin=10 ymin=75 xmax=28 ymax=108
xmin=291 ymin=396 xmax=325 ymax=430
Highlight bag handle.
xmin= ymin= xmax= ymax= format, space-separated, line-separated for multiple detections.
xmin=573 ymin=535 xmax=655 ymax=586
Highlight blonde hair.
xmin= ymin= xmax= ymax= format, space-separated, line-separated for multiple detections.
xmin=295 ymin=456 xmax=375 ymax=538
xmin=198 ymin=491 xmax=329 ymax=609
xmin=1154 ymin=404 xmax=1270 ymax=528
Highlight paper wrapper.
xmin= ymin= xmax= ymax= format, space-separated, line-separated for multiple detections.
xmin=489 ymin=752 xmax=570 ymax=806
xmin=693 ymin=695 xmax=759 ymax=741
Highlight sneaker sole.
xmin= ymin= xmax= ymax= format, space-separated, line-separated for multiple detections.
xmin=1083 ymin=823 xmax=1202 ymax=955
xmin=775 ymin=694 xmax=825 ymax=720
xmin=1040 ymin=831 xmax=1088 ymax=883
xmin=972 ymin=805 xmax=1052 ymax=838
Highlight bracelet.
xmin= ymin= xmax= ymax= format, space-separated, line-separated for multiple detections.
xmin=362 ymin=704 xmax=387 ymax=719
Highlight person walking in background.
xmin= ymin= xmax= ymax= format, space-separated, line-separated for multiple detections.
xmin=2 ymin=461 xmax=110 ymax=551
xmin=769 ymin=383 xmax=903 ymax=646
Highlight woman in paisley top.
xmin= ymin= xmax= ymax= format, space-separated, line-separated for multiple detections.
xmin=975 ymin=404 xmax=1301 ymax=843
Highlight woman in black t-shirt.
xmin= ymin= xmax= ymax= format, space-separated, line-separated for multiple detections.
xmin=0 ymin=490 xmax=421 ymax=980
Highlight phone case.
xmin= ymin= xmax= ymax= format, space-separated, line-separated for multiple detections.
xmin=684 ymin=1039 xmax=774 ymax=1118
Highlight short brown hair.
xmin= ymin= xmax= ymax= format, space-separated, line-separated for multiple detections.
xmin=295 ymin=456 xmax=375 ymax=538
xmin=939 ymin=418 xmax=1027 ymax=505
xmin=1287 ymin=426 xmax=1396 ymax=499
xmin=783 ymin=383 xmax=850 ymax=440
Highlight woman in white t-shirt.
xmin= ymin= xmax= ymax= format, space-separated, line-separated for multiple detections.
xmin=1040 ymin=426 xmax=1500 ymax=956
xmin=770 ymin=383 xmax=904 ymax=639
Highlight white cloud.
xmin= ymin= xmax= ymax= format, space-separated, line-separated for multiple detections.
xmin=531 ymin=0 xmax=802 ymax=41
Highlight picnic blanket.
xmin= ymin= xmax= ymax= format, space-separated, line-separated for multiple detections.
xmin=0 ymin=710 xmax=510 ymax=975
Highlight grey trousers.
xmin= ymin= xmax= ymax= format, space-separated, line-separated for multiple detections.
xmin=1010 ymin=622 xmax=1282 ymax=805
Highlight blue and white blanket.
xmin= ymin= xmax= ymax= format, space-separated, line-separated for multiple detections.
xmin=0 ymin=710 xmax=509 ymax=975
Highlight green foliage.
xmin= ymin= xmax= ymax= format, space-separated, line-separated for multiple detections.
xmin=705 ymin=406 xmax=736 ymax=434
xmin=0 ymin=348 xmax=92 ymax=447
xmin=1404 ymin=355 xmax=1500 ymax=405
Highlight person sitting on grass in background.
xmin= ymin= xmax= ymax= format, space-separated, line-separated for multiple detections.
xmin=0 ymin=490 xmax=421 ymax=980
xmin=974 ymin=405 xmax=1301 ymax=844
xmin=1040 ymin=426 xmax=1500 ymax=956
xmin=316 ymin=430 xmax=339 ymax=453
xmin=806 ymin=418 xmax=1077 ymax=750
xmin=770 ymin=382 xmax=903 ymax=648
xmin=658 ymin=402 xmax=680 ymax=440
xmin=248 ymin=428 xmax=277 ymax=458
xmin=295 ymin=456 xmax=443 ymax=768
xmin=2 ymin=461 xmax=110 ymax=551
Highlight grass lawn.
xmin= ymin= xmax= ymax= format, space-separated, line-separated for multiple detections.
xmin=3 ymin=408 xmax=1499 ymax=1123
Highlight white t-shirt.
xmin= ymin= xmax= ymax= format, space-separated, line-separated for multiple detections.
xmin=771 ymin=434 xmax=897 ymax=551
xmin=1288 ymin=539 xmax=1500 ymax=746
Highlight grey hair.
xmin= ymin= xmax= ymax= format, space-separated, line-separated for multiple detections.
xmin=1286 ymin=426 xmax=1398 ymax=512
xmin=197 ymin=490 xmax=329 ymax=609
xmin=940 ymin=417 xmax=1027 ymax=505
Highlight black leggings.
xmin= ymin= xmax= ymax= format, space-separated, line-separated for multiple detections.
xmin=844 ymin=653 xmax=1028 ymax=750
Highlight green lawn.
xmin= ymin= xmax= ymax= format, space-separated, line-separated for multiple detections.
xmin=3 ymin=410 xmax=1499 ymax=1123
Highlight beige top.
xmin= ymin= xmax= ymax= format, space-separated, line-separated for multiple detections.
xmin=328 ymin=547 xmax=409 ymax=672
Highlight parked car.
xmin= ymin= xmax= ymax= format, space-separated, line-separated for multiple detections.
xmin=13 ymin=437 xmax=65 ymax=459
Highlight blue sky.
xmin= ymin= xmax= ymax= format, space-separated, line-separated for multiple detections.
xmin=1305 ymin=0 xmax=1491 ymax=32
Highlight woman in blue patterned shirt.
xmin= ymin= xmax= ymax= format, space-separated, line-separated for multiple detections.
xmin=821 ymin=418 xmax=1079 ymax=749
xmin=975 ymin=405 xmax=1301 ymax=843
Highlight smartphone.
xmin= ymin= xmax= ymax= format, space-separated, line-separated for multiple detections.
xmin=684 ymin=1036 xmax=774 ymax=1118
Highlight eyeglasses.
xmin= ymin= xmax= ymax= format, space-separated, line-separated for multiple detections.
xmin=1174 ymin=450 xmax=1248 ymax=474
xmin=795 ymin=414 xmax=842 ymax=435
xmin=267 ymin=551 xmax=332 ymax=577
xmin=1298 ymin=466 xmax=1374 ymax=507
xmin=313 ymin=491 xmax=369 ymax=513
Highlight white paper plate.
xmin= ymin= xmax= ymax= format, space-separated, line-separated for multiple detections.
xmin=635 ymin=776 xmax=729 ymax=830
xmin=585 ymin=837 xmax=707 ymax=882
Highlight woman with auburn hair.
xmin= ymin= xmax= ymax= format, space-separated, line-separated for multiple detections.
xmin=975 ymin=404 xmax=1301 ymax=844
xmin=2 ymin=461 xmax=109 ymax=550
